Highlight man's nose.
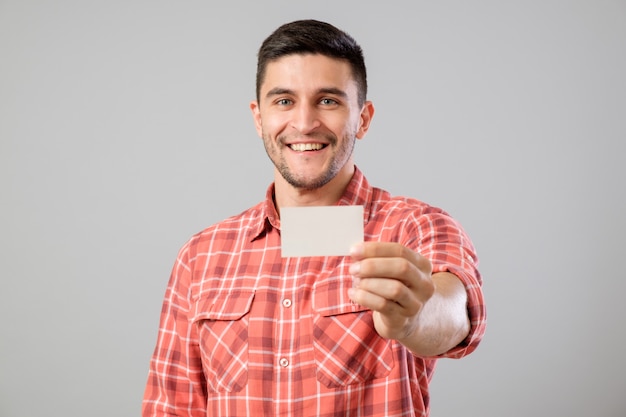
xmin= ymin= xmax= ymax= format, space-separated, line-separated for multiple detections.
xmin=290 ymin=103 xmax=321 ymax=134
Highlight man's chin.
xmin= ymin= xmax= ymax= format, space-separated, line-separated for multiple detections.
xmin=282 ymin=171 xmax=333 ymax=191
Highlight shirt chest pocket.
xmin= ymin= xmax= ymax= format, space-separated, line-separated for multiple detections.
xmin=312 ymin=282 xmax=394 ymax=388
xmin=191 ymin=290 xmax=255 ymax=393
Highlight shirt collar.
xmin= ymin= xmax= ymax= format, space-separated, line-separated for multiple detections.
xmin=249 ymin=165 xmax=373 ymax=242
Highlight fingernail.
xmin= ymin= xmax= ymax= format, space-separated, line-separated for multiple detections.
xmin=350 ymin=242 xmax=364 ymax=257
xmin=352 ymin=277 xmax=361 ymax=288
xmin=349 ymin=262 xmax=360 ymax=275
xmin=348 ymin=288 xmax=356 ymax=300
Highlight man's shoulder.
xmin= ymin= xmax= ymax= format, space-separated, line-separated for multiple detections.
xmin=187 ymin=201 xmax=265 ymax=245
xmin=370 ymin=187 xmax=447 ymax=217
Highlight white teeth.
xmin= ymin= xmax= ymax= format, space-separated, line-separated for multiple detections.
xmin=289 ymin=143 xmax=324 ymax=152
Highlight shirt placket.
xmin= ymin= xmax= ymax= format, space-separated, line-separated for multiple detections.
xmin=272 ymin=255 xmax=301 ymax=415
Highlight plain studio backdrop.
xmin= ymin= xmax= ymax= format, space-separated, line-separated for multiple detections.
xmin=1 ymin=1 xmax=625 ymax=416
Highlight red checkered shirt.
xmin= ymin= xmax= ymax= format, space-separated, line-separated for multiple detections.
xmin=142 ymin=166 xmax=486 ymax=417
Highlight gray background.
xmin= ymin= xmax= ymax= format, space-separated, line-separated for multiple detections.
xmin=1 ymin=1 xmax=625 ymax=416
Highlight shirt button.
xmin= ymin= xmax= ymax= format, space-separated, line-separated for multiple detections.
xmin=282 ymin=299 xmax=292 ymax=308
xmin=279 ymin=358 xmax=289 ymax=367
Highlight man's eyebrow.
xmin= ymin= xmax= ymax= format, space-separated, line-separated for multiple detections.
xmin=265 ymin=87 xmax=348 ymax=99
xmin=318 ymin=87 xmax=348 ymax=99
xmin=265 ymin=88 xmax=294 ymax=98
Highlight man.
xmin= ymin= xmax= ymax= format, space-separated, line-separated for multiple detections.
xmin=143 ymin=19 xmax=486 ymax=416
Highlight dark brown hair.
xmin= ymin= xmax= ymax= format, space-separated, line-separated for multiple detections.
xmin=255 ymin=19 xmax=368 ymax=106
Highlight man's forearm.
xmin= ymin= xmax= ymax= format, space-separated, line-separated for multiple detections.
xmin=399 ymin=272 xmax=470 ymax=357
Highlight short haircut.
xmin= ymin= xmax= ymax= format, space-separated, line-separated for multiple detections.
xmin=255 ymin=19 xmax=368 ymax=106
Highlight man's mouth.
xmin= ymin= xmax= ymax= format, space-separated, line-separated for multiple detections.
xmin=288 ymin=143 xmax=326 ymax=152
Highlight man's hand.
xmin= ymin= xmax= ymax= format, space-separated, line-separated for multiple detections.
xmin=347 ymin=242 xmax=435 ymax=341
xmin=347 ymin=242 xmax=470 ymax=356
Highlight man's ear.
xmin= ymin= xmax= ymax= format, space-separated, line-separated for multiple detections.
xmin=356 ymin=101 xmax=375 ymax=139
xmin=250 ymin=101 xmax=263 ymax=137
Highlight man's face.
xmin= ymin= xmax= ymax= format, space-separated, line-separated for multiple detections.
xmin=251 ymin=54 xmax=372 ymax=191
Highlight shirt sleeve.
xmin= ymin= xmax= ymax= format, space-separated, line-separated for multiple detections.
xmin=405 ymin=208 xmax=487 ymax=359
xmin=142 ymin=243 xmax=207 ymax=417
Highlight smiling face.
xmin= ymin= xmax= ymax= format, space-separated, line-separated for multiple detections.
xmin=251 ymin=53 xmax=374 ymax=206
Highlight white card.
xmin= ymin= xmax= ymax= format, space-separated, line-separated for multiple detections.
xmin=280 ymin=205 xmax=364 ymax=257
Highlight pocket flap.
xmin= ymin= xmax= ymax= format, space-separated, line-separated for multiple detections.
xmin=313 ymin=281 xmax=368 ymax=317
xmin=192 ymin=290 xmax=255 ymax=322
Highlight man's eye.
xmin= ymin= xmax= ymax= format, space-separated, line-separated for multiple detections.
xmin=277 ymin=99 xmax=292 ymax=106
xmin=320 ymin=98 xmax=337 ymax=105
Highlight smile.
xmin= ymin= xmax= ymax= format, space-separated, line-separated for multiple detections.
xmin=288 ymin=143 xmax=326 ymax=152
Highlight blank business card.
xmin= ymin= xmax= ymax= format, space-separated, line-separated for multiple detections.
xmin=280 ymin=205 xmax=364 ymax=258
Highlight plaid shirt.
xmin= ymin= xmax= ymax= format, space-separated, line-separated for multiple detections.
xmin=142 ymin=167 xmax=486 ymax=417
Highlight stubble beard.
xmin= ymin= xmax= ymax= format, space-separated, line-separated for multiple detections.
xmin=263 ymin=131 xmax=356 ymax=191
